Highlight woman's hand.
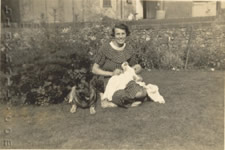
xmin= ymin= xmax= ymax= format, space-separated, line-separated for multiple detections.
xmin=112 ymin=68 xmax=123 ymax=76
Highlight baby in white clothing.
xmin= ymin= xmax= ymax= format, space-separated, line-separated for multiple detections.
xmin=103 ymin=62 xmax=143 ymax=101
xmin=103 ymin=62 xmax=165 ymax=105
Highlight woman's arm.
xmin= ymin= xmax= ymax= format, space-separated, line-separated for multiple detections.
xmin=92 ymin=63 xmax=122 ymax=76
xmin=92 ymin=63 xmax=112 ymax=76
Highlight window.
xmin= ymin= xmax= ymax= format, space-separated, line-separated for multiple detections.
xmin=192 ymin=1 xmax=217 ymax=17
xmin=103 ymin=0 xmax=111 ymax=8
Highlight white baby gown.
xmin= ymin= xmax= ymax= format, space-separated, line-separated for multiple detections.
xmin=103 ymin=62 xmax=165 ymax=104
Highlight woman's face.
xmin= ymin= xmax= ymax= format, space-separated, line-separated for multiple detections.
xmin=114 ymin=28 xmax=127 ymax=46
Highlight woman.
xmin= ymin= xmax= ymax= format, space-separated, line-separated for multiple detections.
xmin=92 ymin=23 xmax=147 ymax=108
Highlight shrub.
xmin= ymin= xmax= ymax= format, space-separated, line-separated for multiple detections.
xmin=1 ymin=25 xmax=95 ymax=105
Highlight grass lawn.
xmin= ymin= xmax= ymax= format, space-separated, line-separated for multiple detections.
xmin=0 ymin=70 xmax=224 ymax=149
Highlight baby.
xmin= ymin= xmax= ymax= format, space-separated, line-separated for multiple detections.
xmin=103 ymin=62 xmax=143 ymax=101
xmin=103 ymin=62 xmax=165 ymax=105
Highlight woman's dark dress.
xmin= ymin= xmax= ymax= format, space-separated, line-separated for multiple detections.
xmin=94 ymin=42 xmax=145 ymax=107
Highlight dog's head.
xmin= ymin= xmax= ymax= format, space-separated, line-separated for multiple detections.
xmin=76 ymin=80 xmax=90 ymax=99
xmin=68 ymin=69 xmax=104 ymax=107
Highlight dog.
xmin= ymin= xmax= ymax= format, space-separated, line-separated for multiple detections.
xmin=68 ymin=76 xmax=104 ymax=115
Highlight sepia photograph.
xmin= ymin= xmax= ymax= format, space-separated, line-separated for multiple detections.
xmin=0 ymin=0 xmax=224 ymax=149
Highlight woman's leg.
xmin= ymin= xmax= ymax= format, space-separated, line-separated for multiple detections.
xmin=112 ymin=85 xmax=147 ymax=108
xmin=111 ymin=90 xmax=133 ymax=107
xmin=130 ymin=88 xmax=147 ymax=107
xmin=105 ymin=81 xmax=147 ymax=108
xmin=135 ymin=88 xmax=147 ymax=99
xmin=126 ymin=81 xmax=148 ymax=107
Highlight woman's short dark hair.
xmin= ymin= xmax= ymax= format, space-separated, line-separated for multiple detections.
xmin=111 ymin=23 xmax=130 ymax=37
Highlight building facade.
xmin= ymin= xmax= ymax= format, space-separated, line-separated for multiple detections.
xmin=1 ymin=0 xmax=224 ymax=23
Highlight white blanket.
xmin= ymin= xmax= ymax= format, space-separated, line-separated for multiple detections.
xmin=103 ymin=62 xmax=165 ymax=104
